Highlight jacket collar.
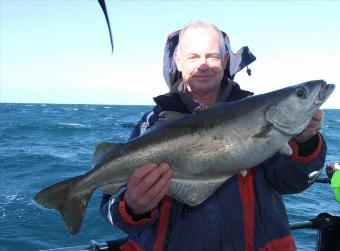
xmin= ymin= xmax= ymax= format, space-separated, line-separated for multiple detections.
xmin=154 ymin=78 xmax=234 ymax=113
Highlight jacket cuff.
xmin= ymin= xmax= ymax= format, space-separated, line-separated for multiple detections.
xmin=119 ymin=195 xmax=157 ymax=225
xmin=289 ymin=133 xmax=323 ymax=163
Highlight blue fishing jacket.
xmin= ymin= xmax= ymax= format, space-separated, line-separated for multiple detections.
xmin=100 ymin=79 xmax=327 ymax=251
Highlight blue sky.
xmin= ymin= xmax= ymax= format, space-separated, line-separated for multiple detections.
xmin=1 ymin=0 xmax=339 ymax=108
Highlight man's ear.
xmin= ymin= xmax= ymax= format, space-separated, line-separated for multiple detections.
xmin=223 ymin=52 xmax=230 ymax=70
xmin=174 ymin=49 xmax=182 ymax=72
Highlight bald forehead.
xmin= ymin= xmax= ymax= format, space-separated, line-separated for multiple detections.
xmin=180 ymin=26 xmax=220 ymax=44
xmin=178 ymin=27 xmax=221 ymax=54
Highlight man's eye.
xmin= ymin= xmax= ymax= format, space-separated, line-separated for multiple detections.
xmin=208 ymin=58 xmax=219 ymax=62
xmin=187 ymin=55 xmax=198 ymax=60
xmin=207 ymin=55 xmax=220 ymax=61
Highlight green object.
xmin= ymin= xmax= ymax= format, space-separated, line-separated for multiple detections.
xmin=331 ymin=171 xmax=340 ymax=203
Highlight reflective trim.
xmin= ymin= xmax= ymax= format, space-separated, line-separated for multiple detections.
xmin=140 ymin=112 xmax=154 ymax=136
xmin=308 ymin=168 xmax=323 ymax=184
xmin=107 ymin=196 xmax=115 ymax=225
xmin=107 ymin=187 xmax=127 ymax=226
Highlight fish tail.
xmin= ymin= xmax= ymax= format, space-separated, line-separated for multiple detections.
xmin=34 ymin=175 xmax=94 ymax=235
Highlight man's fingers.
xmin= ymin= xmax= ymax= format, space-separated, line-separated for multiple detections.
xmin=309 ymin=118 xmax=322 ymax=129
xmin=148 ymin=174 xmax=172 ymax=208
xmin=312 ymin=109 xmax=324 ymax=122
xmin=295 ymin=110 xmax=323 ymax=141
xmin=137 ymin=163 xmax=170 ymax=192
xmin=303 ymin=127 xmax=316 ymax=137
xmin=143 ymin=165 xmax=172 ymax=200
xmin=128 ymin=163 xmax=157 ymax=187
xmin=125 ymin=163 xmax=172 ymax=215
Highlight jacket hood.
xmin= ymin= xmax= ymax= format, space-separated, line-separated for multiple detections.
xmin=163 ymin=29 xmax=256 ymax=89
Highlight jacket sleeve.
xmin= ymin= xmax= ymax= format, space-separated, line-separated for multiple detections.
xmin=100 ymin=187 xmax=160 ymax=235
xmin=263 ymin=133 xmax=327 ymax=194
xmin=99 ymin=109 xmax=161 ymax=235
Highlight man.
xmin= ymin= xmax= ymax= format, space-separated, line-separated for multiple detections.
xmin=100 ymin=20 xmax=326 ymax=251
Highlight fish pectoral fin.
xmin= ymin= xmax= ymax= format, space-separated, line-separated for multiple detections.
xmin=101 ymin=182 xmax=126 ymax=195
xmin=168 ymin=176 xmax=229 ymax=206
xmin=253 ymin=122 xmax=273 ymax=138
xmin=93 ymin=142 xmax=123 ymax=165
xmin=279 ymin=143 xmax=292 ymax=155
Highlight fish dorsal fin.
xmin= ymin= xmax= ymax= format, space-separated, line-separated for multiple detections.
xmin=193 ymin=103 xmax=225 ymax=114
xmin=168 ymin=176 xmax=230 ymax=206
xmin=93 ymin=142 xmax=123 ymax=165
xmin=101 ymin=182 xmax=126 ymax=195
xmin=159 ymin=111 xmax=187 ymax=122
xmin=193 ymin=104 xmax=214 ymax=114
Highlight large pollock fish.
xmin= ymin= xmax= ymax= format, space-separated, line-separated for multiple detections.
xmin=34 ymin=80 xmax=335 ymax=235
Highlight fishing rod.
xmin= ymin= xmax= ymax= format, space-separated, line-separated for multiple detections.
xmin=290 ymin=213 xmax=340 ymax=251
xmin=98 ymin=0 xmax=114 ymax=53
xmin=316 ymin=161 xmax=340 ymax=183
xmin=290 ymin=213 xmax=340 ymax=230
xmin=315 ymin=177 xmax=330 ymax=183
xmin=40 ymin=239 xmax=124 ymax=251
xmin=290 ymin=161 xmax=340 ymax=251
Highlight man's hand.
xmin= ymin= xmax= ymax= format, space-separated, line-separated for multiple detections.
xmin=125 ymin=163 xmax=172 ymax=215
xmin=294 ymin=109 xmax=323 ymax=143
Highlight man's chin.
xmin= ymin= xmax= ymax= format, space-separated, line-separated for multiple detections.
xmin=190 ymin=83 xmax=219 ymax=94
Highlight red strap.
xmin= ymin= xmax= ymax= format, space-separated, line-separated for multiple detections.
xmin=120 ymin=240 xmax=145 ymax=251
xmin=153 ymin=195 xmax=173 ymax=251
xmin=237 ymin=168 xmax=255 ymax=251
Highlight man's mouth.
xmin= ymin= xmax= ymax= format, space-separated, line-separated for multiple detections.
xmin=193 ymin=75 xmax=214 ymax=80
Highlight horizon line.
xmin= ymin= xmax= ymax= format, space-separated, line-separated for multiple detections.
xmin=0 ymin=101 xmax=339 ymax=110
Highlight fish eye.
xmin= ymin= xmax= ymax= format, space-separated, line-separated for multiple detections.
xmin=295 ymin=87 xmax=307 ymax=99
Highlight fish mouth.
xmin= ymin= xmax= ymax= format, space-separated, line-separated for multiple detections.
xmin=314 ymin=82 xmax=335 ymax=105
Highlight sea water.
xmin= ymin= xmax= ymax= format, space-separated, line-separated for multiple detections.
xmin=0 ymin=104 xmax=339 ymax=251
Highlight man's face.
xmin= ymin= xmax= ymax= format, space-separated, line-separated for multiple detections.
xmin=175 ymin=27 xmax=228 ymax=95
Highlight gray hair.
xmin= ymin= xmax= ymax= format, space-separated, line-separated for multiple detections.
xmin=177 ymin=19 xmax=227 ymax=58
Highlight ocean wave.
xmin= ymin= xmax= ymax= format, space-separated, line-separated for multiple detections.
xmin=115 ymin=122 xmax=136 ymax=128
xmin=0 ymin=133 xmax=32 ymax=141
xmin=0 ymin=209 xmax=5 ymax=219
xmin=2 ymin=122 xmax=94 ymax=134
xmin=58 ymin=122 xmax=88 ymax=128
xmin=0 ymin=194 xmax=24 ymax=206
xmin=5 ymin=195 xmax=17 ymax=202
xmin=3 ymin=152 xmax=66 ymax=163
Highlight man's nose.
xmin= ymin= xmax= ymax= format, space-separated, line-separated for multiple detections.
xmin=197 ymin=57 xmax=209 ymax=71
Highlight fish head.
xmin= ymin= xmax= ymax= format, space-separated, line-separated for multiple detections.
xmin=266 ymin=80 xmax=335 ymax=135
